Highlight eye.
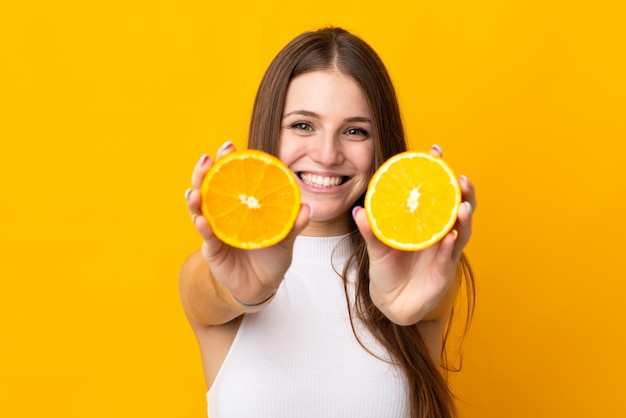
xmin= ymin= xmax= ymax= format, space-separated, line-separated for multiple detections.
xmin=291 ymin=122 xmax=313 ymax=131
xmin=344 ymin=127 xmax=369 ymax=138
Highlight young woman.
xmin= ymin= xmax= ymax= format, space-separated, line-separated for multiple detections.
xmin=181 ymin=27 xmax=477 ymax=418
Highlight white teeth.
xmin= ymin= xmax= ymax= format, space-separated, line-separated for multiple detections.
xmin=300 ymin=173 xmax=343 ymax=188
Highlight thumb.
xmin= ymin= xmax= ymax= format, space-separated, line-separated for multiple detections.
xmin=279 ymin=203 xmax=312 ymax=249
xmin=196 ymin=215 xmax=231 ymax=265
xmin=292 ymin=202 xmax=313 ymax=236
xmin=352 ymin=206 xmax=388 ymax=259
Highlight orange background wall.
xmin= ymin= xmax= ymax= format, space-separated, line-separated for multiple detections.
xmin=1 ymin=1 xmax=624 ymax=417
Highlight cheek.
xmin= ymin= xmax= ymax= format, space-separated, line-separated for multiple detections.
xmin=277 ymin=137 xmax=304 ymax=168
xmin=355 ymin=143 xmax=375 ymax=176
xmin=277 ymin=135 xmax=292 ymax=164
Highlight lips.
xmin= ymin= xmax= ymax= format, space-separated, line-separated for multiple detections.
xmin=298 ymin=172 xmax=349 ymax=188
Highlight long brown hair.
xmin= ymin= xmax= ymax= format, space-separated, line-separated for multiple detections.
xmin=248 ymin=27 xmax=475 ymax=418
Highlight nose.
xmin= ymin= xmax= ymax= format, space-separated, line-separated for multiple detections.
xmin=310 ymin=132 xmax=345 ymax=166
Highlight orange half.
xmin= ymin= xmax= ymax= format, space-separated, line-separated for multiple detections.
xmin=365 ymin=151 xmax=461 ymax=251
xmin=201 ymin=150 xmax=301 ymax=249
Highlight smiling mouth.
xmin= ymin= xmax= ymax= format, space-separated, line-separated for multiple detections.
xmin=298 ymin=172 xmax=349 ymax=188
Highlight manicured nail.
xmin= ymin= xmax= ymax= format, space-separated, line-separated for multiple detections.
xmin=452 ymin=229 xmax=459 ymax=241
xmin=464 ymin=201 xmax=473 ymax=216
xmin=460 ymin=174 xmax=470 ymax=185
xmin=191 ymin=214 xmax=199 ymax=224
xmin=352 ymin=206 xmax=360 ymax=218
xmin=198 ymin=154 xmax=210 ymax=166
xmin=431 ymin=144 xmax=443 ymax=156
xmin=307 ymin=203 xmax=314 ymax=218
xmin=184 ymin=188 xmax=193 ymax=201
xmin=219 ymin=140 xmax=234 ymax=151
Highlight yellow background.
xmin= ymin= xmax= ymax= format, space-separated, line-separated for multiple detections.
xmin=1 ymin=1 xmax=625 ymax=416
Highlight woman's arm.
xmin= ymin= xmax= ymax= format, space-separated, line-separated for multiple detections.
xmin=180 ymin=142 xmax=311 ymax=327
xmin=353 ymin=148 xmax=476 ymax=326
xmin=178 ymin=249 xmax=271 ymax=327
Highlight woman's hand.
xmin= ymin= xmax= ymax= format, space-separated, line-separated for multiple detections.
xmin=352 ymin=146 xmax=476 ymax=326
xmin=185 ymin=142 xmax=311 ymax=306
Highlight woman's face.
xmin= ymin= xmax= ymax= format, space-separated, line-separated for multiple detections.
xmin=279 ymin=70 xmax=375 ymax=236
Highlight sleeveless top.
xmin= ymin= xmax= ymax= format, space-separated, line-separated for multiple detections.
xmin=207 ymin=234 xmax=409 ymax=417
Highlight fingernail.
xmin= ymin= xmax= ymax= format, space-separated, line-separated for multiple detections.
xmin=431 ymin=144 xmax=443 ymax=156
xmin=464 ymin=201 xmax=473 ymax=216
xmin=185 ymin=188 xmax=193 ymax=201
xmin=198 ymin=154 xmax=209 ymax=166
xmin=460 ymin=174 xmax=470 ymax=185
xmin=352 ymin=206 xmax=360 ymax=218
xmin=219 ymin=140 xmax=234 ymax=151
xmin=452 ymin=229 xmax=458 ymax=241
xmin=191 ymin=214 xmax=199 ymax=224
xmin=307 ymin=203 xmax=314 ymax=218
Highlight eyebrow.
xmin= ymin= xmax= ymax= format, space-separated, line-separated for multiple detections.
xmin=282 ymin=110 xmax=373 ymax=124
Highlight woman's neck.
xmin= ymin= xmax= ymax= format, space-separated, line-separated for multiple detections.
xmin=300 ymin=214 xmax=350 ymax=237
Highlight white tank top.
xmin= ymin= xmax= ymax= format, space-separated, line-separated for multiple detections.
xmin=207 ymin=234 xmax=409 ymax=417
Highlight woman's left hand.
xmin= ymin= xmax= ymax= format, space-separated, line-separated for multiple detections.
xmin=352 ymin=146 xmax=476 ymax=326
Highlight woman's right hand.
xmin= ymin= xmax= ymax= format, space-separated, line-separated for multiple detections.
xmin=185 ymin=141 xmax=311 ymax=306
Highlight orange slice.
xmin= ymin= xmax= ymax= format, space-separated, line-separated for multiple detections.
xmin=365 ymin=151 xmax=461 ymax=251
xmin=201 ymin=150 xmax=301 ymax=249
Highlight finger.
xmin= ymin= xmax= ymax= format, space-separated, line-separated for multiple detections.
xmin=186 ymin=186 xmax=202 ymax=216
xmin=293 ymin=203 xmax=313 ymax=235
xmin=352 ymin=206 xmax=389 ymax=259
xmin=200 ymin=222 xmax=230 ymax=267
xmin=187 ymin=153 xmax=215 ymax=239
xmin=459 ymin=175 xmax=477 ymax=211
xmin=192 ymin=212 xmax=218 ymax=243
xmin=191 ymin=153 xmax=214 ymax=189
xmin=433 ymin=230 xmax=457 ymax=273
xmin=429 ymin=144 xmax=443 ymax=158
xmin=189 ymin=142 xmax=237 ymax=218
xmin=451 ymin=174 xmax=476 ymax=260
xmin=279 ymin=203 xmax=312 ymax=250
xmin=451 ymin=200 xmax=473 ymax=262
xmin=216 ymin=140 xmax=236 ymax=160
xmin=187 ymin=186 xmax=216 ymax=244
